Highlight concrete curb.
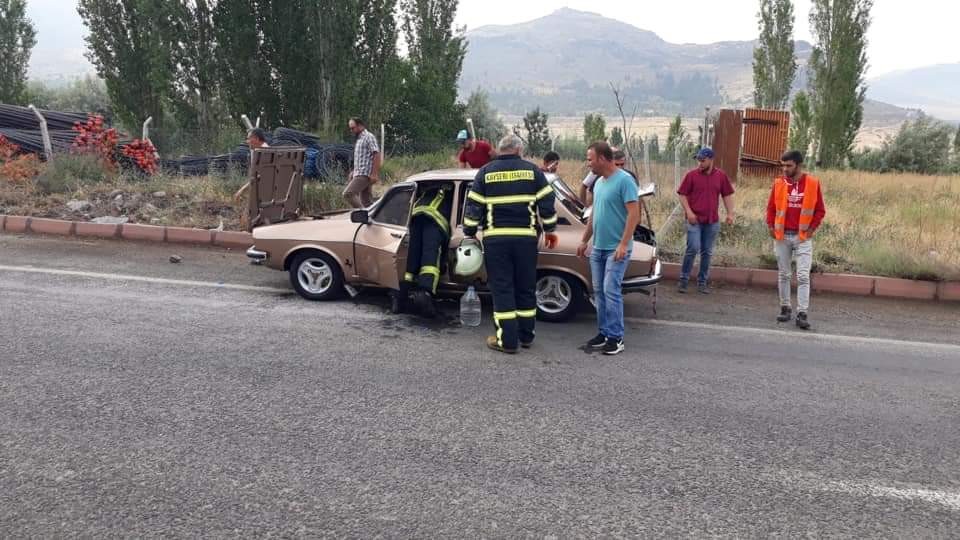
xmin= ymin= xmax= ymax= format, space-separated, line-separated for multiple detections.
xmin=661 ymin=262 xmax=956 ymax=302
xmin=0 ymin=214 xmax=955 ymax=303
xmin=0 ymin=214 xmax=252 ymax=251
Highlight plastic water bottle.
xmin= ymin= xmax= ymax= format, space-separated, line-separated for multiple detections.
xmin=460 ymin=285 xmax=482 ymax=327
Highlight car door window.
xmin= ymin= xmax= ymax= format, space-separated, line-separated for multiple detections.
xmin=457 ymin=182 xmax=472 ymax=226
xmin=371 ymin=187 xmax=413 ymax=227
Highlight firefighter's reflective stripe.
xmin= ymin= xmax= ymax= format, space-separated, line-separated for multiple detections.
xmin=467 ymin=193 xmax=537 ymax=205
xmin=420 ymin=265 xmax=440 ymax=292
xmin=484 ymin=227 xmax=538 ymax=238
xmin=516 ymin=308 xmax=537 ymax=318
xmin=485 ymin=170 xmax=535 ymax=183
xmin=541 ymin=214 xmax=558 ymax=226
xmin=493 ymin=310 xmax=518 ymax=347
xmin=412 ymin=206 xmax=449 ymax=235
xmin=404 ymin=272 xmax=415 ymax=282
xmin=412 ymin=189 xmax=450 ymax=235
xmin=535 ymin=185 xmax=554 ymax=200
xmin=463 ymin=216 xmax=480 ymax=228
xmin=468 ymin=190 xmax=486 ymax=204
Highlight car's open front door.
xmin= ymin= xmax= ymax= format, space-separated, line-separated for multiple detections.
xmin=352 ymin=184 xmax=415 ymax=289
xmin=247 ymin=147 xmax=305 ymax=231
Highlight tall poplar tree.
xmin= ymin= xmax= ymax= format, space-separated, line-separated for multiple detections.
xmin=752 ymin=0 xmax=797 ymax=109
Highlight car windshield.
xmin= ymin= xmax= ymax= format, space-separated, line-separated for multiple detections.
xmin=549 ymin=176 xmax=586 ymax=222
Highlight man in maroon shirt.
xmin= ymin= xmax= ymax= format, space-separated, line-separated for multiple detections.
xmin=766 ymin=150 xmax=826 ymax=330
xmin=676 ymin=147 xmax=736 ymax=294
xmin=456 ymin=130 xmax=496 ymax=169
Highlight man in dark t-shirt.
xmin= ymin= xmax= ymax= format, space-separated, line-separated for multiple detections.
xmin=456 ymin=130 xmax=496 ymax=169
xmin=676 ymin=147 xmax=736 ymax=294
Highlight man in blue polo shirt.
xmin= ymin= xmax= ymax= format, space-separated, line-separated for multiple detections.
xmin=577 ymin=142 xmax=640 ymax=356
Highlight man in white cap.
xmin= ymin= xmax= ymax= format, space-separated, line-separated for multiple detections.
xmin=457 ymin=129 xmax=496 ymax=169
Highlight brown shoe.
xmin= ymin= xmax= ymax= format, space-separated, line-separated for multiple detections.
xmin=486 ymin=336 xmax=518 ymax=354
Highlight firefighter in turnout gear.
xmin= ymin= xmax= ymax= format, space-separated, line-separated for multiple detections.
xmin=401 ymin=184 xmax=453 ymax=317
xmin=463 ymin=134 xmax=559 ymax=353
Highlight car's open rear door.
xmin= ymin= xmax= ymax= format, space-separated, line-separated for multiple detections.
xmin=247 ymin=147 xmax=305 ymax=231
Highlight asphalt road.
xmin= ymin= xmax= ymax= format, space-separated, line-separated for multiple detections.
xmin=1 ymin=233 xmax=959 ymax=537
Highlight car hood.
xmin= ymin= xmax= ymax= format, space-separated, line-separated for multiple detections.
xmin=252 ymin=214 xmax=358 ymax=242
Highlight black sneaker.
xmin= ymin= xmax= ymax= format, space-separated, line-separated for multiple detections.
xmin=602 ymin=337 xmax=625 ymax=356
xmin=776 ymin=306 xmax=792 ymax=323
xmin=796 ymin=312 xmax=811 ymax=330
xmin=586 ymin=333 xmax=607 ymax=349
xmin=677 ymin=281 xmax=688 ymax=294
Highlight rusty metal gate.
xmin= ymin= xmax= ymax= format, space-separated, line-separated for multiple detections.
xmin=711 ymin=108 xmax=790 ymax=182
xmin=713 ymin=109 xmax=743 ymax=184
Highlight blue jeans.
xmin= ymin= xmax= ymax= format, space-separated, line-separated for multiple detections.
xmin=681 ymin=222 xmax=721 ymax=285
xmin=590 ymin=246 xmax=632 ymax=341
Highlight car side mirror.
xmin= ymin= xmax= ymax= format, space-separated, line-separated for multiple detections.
xmin=350 ymin=209 xmax=370 ymax=224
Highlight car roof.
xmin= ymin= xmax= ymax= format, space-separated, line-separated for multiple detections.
xmin=405 ymin=168 xmax=560 ymax=183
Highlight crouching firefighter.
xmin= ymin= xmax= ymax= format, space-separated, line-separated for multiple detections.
xmin=399 ymin=185 xmax=453 ymax=317
xmin=463 ymin=134 xmax=559 ymax=354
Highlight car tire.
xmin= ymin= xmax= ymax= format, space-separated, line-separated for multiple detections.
xmin=288 ymin=251 xmax=345 ymax=301
xmin=535 ymin=271 xmax=584 ymax=323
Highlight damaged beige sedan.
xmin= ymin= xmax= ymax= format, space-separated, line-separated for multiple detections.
xmin=247 ymin=165 xmax=661 ymax=322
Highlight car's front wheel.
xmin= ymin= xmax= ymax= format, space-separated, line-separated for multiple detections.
xmin=289 ymin=251 xmax=345 ymax=301
xmin=536 ymin=272 xmax=584 ymax=322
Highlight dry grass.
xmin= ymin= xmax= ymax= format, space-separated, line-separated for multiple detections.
xmin=555 ymin=159 xmax=960 ymax=281
xmin=3 ymin=153 xmax=958 ymax=280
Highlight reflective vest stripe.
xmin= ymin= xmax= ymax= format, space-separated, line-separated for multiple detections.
xmin=463 ymin=216 xmax=480 ymax=227
xmin=516 ymin=308 xmax=537 ymax=318
xmin=494 ymin=311 xmax=518 ymax=321
xmin=535 ymin=185 xmax=554 ymax=200
xmin=541 ymin=214 xmax=558 ymax=226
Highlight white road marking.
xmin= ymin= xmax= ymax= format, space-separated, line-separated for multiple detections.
xmin=780 ymin=471 xmax=960 ymax=511
xmin=0 ymin=264 xmax=291 ymax=294
xmin=627 ymin=317 xmax=960 ymax=353
xmin=1 ymin=263 xmax=957 ymax=353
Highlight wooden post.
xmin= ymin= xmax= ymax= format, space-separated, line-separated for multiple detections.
xmin=28 ymin=105 xmax=53 ymax=160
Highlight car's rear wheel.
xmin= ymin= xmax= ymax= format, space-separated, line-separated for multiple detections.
xmin=536 ymin=272 xmax=584 ymax=322
xmin=289 ymin=251 xmax=345 ymax=301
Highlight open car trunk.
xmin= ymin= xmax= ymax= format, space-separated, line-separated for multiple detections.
xmin=247 ymin=147 xmax=306 ymax=231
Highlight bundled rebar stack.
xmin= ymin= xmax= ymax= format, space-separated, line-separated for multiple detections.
xmin=0 ymin=105 xmax=89 ymax=131
xmin=0 ymin=129 xmax=78 ymax=154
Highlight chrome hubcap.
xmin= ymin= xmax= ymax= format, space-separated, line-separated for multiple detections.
xmin=297 ymin=258 xmax=333 ymax=294
xmin=536 ymin=275 xmax=572 ymax=314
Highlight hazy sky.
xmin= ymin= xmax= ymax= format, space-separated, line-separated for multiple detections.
xmin=25 ymin=0 xmax=960 ymax=78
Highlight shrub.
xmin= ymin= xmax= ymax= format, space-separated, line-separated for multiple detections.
xmin=35 ymin=154 xmax=112 ymax=194
xmin=303 ymin=182 xmax=346 ymax=214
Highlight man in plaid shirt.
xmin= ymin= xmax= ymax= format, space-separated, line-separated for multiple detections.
xmin=344 ymin=117 xmax=382 ymax=208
